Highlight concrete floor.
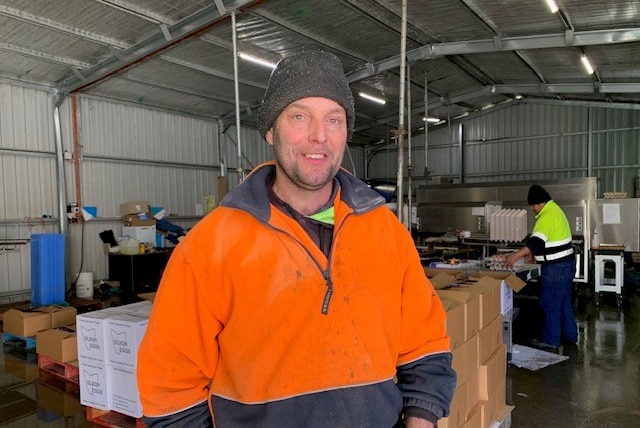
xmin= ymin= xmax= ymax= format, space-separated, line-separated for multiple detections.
xmin=0 ymin=283 xmax=638 ymax=427
xmin=509 ymin=284 xmax=640 ymax=427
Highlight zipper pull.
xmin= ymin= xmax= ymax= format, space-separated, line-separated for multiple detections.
xmin=321 ymin=271 xmax=333 ymax=314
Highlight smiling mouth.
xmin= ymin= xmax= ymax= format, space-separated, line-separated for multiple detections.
xmin=305 ymin=154 xmax=325 ymax=159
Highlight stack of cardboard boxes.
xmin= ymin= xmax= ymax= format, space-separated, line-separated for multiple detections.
xmin=76 ymin=301 xmax=152 ymax=418
xmin=3 ymin=306 xmax=77 ymax=348
xmin=120 ymin=200 xmax=156 ymax=246
xmin=4 ymin=306 xmax=80 ymax=417
xmin=425 ymin=267 xmax=525 ymax=428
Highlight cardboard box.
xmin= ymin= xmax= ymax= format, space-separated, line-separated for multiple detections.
xmin=469 ymin=271 xmax=526 ymax=315
xmin=122 ymin=214 xmax=156 ymax=227
xmin=76 ymin=304 xmax=151 ymax=364
xmin=466 ymin=363 xmax=481 ymax=418
xmin=464 ymin=334 xmax=479 ymax=402
xmin=122 ymin=225 xmax=157 ymax=245
xmin=424 ymin=267 xmax=466 ymax=280
xmin=478 ymin=314 xmax=503 ymax=365
xmin=437 ymin=288 xmax=481 ymax=340
xmin=119 ymin=300 xmax=153 ymax=315
xmin=36 ymin=326 xmax=78 ymax=362
xmin=79 ymin=360 xmax=111 ymax=410
xmin=137 ymin=292 xmax=156 ymax=302
xmin=457 ymin=279 xmax=500 ymax=329
xmin=77 ymin=307 xmax=123 ymax=364
xmin=429 ymin=272 xmax=460 ymax=290
xmin=120 ymin=200 xmax=150 ymax=216
xmin=38 ymin=305 xmax=77 ymax=328
xmin=440 ymin=298 xmax=465 ymax=350
xmin=3 ymin=309 xmax=51 ymax=337
xmin=437 ymin=381 xmax=468 ymax=428
xmin=108 ymin=364 xmax=143 ymax=418
xmin=451 ymin=336 xmax=467 ymax=385
xmin=479 ymin=344 xmax=506 ymax=401
xmin=106 ymin=313 xmax=149 ymax=368
xmin=461 ymin=402 xmax=483 ymax=428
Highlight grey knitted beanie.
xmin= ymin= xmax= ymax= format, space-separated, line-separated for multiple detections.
xmin=257 ymin=51 xmax=355 ymax=141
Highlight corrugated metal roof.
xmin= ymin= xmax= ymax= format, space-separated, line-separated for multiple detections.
xmin=0 ymin=0 xmax=638 ymax=147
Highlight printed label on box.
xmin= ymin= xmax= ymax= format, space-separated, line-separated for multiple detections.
xmin=79 ymin=361 xmax=111 ymax=410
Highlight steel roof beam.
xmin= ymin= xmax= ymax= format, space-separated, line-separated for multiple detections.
xmin=56 ymin=0 xmax=259 ymax=95
xmin=347 ymin=28 xmax=640 ymax=82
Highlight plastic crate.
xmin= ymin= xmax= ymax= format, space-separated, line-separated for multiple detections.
xmin=31 ymin=233 xmax=65 ymax=306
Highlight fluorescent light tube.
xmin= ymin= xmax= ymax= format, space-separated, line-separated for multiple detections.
xmin=423 ymin=117 xmax=440 ymax=123
xmin=358 ymin=92 xmax=386 ymax=105
xmin=580 ymin=55 xmax=595 ymax=75
xmin=238 ymin=52 xmax=277 ymax=69
xmin=545 ymin=0 xmax=559 ymax=13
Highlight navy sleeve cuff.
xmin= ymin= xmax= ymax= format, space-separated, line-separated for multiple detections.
xmin=404 ymin=406 xmax=438 ymax=425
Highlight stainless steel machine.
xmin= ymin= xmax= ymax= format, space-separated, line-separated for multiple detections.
xmin=416 ymin=177 xmax=598 ymax=283
xmin=588 ymin=198 xmax=640 ymax=306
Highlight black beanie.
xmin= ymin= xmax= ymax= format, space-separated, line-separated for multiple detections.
xmin=257 ymin=51 xmax=355 ymax=141
xmin=527 ymin=185 xmax=552 ymax=205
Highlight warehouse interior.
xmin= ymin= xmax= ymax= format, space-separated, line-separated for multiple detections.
xmin=0 ymin=0 xmax=639 ymax=426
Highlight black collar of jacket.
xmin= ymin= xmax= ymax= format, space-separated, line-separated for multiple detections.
xmin=220 ymin=162 xmax=386 ymax=224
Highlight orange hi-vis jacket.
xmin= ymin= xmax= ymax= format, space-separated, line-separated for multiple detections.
xmin=137 ymin=162 xmax=455 ymax=427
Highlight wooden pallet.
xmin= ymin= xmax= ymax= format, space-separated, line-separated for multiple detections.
xmin=2 ymin=343 xmax=38 ymax=364
xmin=85 ymin=407 xmax=146 ymax=428
xmin=38 ymin=368 xmax=80 ymax=395
xmin=2 ymin=332 xmax=36 ymax=350
xmin=38 ymin=354 xmax=79 ymax=384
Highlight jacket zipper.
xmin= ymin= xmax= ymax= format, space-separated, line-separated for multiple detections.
xmin=267 ymin=212 xmax=352 ymax=315
xmin=321 ymin=271 xmax=334 ymax=315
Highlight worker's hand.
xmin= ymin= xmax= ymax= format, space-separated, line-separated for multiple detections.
xmin=503 ymin=253 xmax=518 ymax=269
xmin=404 ymin=417 xmax=435 ymax=428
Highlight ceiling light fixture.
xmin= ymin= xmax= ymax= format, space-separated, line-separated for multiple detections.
xmin=580 ymin=54 xmax=595 ymax=75
xmin=238 ymin=52 xmax=277 ymax=69
xmin=514 ymin=94 xmax=523 ymax=100
xmin=423 ymin=117 xmax=441 ymax=123
xmin=359 ymin=92 xmax=387 ymax=105
xmin=544 ymin=0 xmax=559 ymax=13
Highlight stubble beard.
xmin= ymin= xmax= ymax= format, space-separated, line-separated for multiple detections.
xmin=272 ymin=132 xmax=343 ymax=192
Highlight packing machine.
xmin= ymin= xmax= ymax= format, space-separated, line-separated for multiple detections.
xmin=416 ymin=177 xmax=598 ymax=284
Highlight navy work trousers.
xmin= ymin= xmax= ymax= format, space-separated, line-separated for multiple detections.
xmin=539 ymin=258 xmax=578 ymax=347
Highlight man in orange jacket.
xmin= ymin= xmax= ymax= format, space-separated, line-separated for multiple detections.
xmin=137 ymin=50 xmax=456 ymax=427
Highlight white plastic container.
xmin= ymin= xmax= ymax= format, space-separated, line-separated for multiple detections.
xmin=120 ymin=238 xmax=140 ymax=255
xmin=76 ymin=272 xmax=94 ymax=299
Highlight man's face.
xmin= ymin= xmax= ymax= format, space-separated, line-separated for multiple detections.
xmin=531 ymin=202 xmax=544 ymax=214
xmin=265 ymin=97 xmax=347 ymax=192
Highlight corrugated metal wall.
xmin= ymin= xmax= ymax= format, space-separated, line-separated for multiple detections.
xmin=0 ymin=84 xmax=59 ymax=301
xmin=79 ymin=96 xmax=221 ymax=215
xmin=3 ymin=79 xmax=640 ymax=303
xmin=368 ymin=101 xmax=640 ymax=198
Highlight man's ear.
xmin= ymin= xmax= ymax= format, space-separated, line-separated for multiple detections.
xmin=265 ymin=129 xmax=274 ymax=146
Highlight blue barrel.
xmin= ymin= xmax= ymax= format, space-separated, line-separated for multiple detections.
xmin=31 ymin=233 xmax=65 ymax=306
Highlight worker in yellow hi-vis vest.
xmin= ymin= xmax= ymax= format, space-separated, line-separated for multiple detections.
xmin=505 ymin=184 xmax=578 ymax=352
